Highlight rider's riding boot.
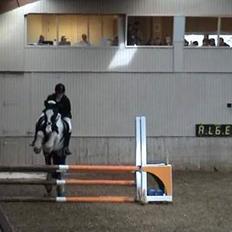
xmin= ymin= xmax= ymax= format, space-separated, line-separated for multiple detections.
xmin=64 ymin=132 xmax=72 ymax=155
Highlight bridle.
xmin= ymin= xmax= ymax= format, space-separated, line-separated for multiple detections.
xmin=43 ymin=101 xmax=60 ymax=135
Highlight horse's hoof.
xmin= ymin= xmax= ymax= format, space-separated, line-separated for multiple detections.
xmin=34 ymin=147 xmax=41 ymax=154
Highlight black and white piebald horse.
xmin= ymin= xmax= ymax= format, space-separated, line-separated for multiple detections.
xmin=32 ymin=100 xmax=68 ymax=196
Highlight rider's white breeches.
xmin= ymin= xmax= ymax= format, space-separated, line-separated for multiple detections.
xmin=63 ymin=117 xmax=72 ymax=133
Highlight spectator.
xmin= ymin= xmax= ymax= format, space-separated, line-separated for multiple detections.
xmin=219 ymin=37 xmax=230 ymax=47
xmin=127 ymin=22 xmax=143 ymax=45
xmin=75 ymin=34 xmax=91 ymax=46
xmin=127 ymin=34 xmax=142 ymax=46
xmin=203 ymin=34 xmax=209 ymax=40
xmin=38 ymin=35 xmax=45 ymax=45
xmin=59 ymin=36 xmax=71 ymax=46
xmin=192 ymin=41 xmax=199 ymax=46
xmin=133 ymin=21 xmax=143 ymax=41
xmin=164 ymin=36 xmax=172 ymax=46
xmin=111 ymin=36 xmax=119 ymax=46
xmin=127 ymin=23 xmax=134 ymax=43
xmin=202 ymin=38 xmax=209 ymax=46
xmin=209 ymin=38 xmax=216 ymax=46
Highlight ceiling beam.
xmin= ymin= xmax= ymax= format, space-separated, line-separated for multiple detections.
xmin=0 ymin=0 xmax=39 ymax=14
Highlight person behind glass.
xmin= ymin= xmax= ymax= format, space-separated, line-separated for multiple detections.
xmin=164 ymin=36 xmax=172 ymax=46
xmin=192 ymin=41 xmax=199 ymax=46
xmin=38 ymin=35 xmax=45 ymax=45
xmin=127 ymin=23 xmax=134 ymax=45
xmin=45 ymin=83 xmax=72 ymax=155
xmin=133 ymin=21 xmax=143 ymax=43
xmin=209 ymin=38 xmax=216 ymax=47
xmin=59 ymin=36 xmax=71 ymax=46
xmin=219 ymin=38 xmax=230 ymax=47
xmin=127 ymin=23 xmax=142 ymax=45
xmin=75 ymin=34 xmax=91 ymax=46
xmin=111 ymin=36 xmax=119 ymax=46
xmin=202 ymin=38 xmax=209 ymax=46
xmin=129 ymin=34 xmax=142 ymax=45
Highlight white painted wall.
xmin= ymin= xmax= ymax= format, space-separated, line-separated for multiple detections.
xmin=1 ymin=72 xmax=232 ymax=137
xmin=0 ymin=0 xmax=232 ymax=72
xmin=0 ymin=0 xmax=232 ymax=169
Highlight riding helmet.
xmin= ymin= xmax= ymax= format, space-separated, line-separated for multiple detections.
xmin=55 ymin=83 xmax=65 ymax=94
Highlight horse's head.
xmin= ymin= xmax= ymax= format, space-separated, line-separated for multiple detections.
xmin=43 ymin=100 xmax=59 ymax=135
xmin=33 ymin=100 xmax=62 ymax=155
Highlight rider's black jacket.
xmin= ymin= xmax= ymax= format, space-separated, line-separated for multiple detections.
xmin=45 ymin=94 xmax=72 ymax=119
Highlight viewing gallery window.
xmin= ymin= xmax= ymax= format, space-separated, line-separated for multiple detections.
xmin=185 ymin=17 xmax=232 ymax=47
xmin=27 ymin=14 xmax=119 ymax=47
xmin=220 ymin=18 xmax=232 ymax=47
xmin=127 ymin=16 xmax=173 ymax=46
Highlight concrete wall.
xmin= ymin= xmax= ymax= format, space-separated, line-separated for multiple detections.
xmin=0 ymin=0 xmax=232 ymax=170
xmin=1 ymin=72 xmax=232 ymax=137
xmin=1 ymin=137 xmax=231 ymax=171
xmin=0 ymin=0 xmax=232 ymax=72
xmin=0 ymin=72 xmax=232 ymax=170
xmin=24 ymin=47 xmax=174 ymax=73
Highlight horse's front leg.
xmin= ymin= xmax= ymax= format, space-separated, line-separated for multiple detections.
xmin=44 ymin=153 xmax=53 ymax=196
xmin=33 ymin=131 xmax=44 ymax=154
xmin=43 ymin=132 xmax=57 ymax=154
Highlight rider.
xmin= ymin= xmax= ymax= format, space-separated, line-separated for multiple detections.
xmin=45 ymin=83 xmax=72 ymax=155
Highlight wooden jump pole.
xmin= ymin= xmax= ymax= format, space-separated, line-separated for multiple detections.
xmin=59 ymin=196 xmax=135 ymax=203
xmin=0 ymin=197 xmax=57 ymax=202
xmin=0 ymin=196 xmax=135 ymax=203
xmin=63 ymin=165 xmax=139 ymax=173
xmin=0 ymin=165 xmax=139 ymax=173
xmin=0 ymin=179 xmax=135 ymax=186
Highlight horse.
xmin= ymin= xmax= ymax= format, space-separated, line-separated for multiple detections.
xmin=32 ymin=100 xmax=68 ymax=196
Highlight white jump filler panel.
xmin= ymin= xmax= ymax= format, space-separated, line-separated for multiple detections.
xmin=136 ymin=116 xmax=173 ymax=203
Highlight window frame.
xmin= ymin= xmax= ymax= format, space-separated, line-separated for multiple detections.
xmin=125 ymin=14 xmax=174 ymax=48
xmin=25 ymin=13 xmax=122 ymax=48
xmin=184 ymin=16 xmax=232 ymax=48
